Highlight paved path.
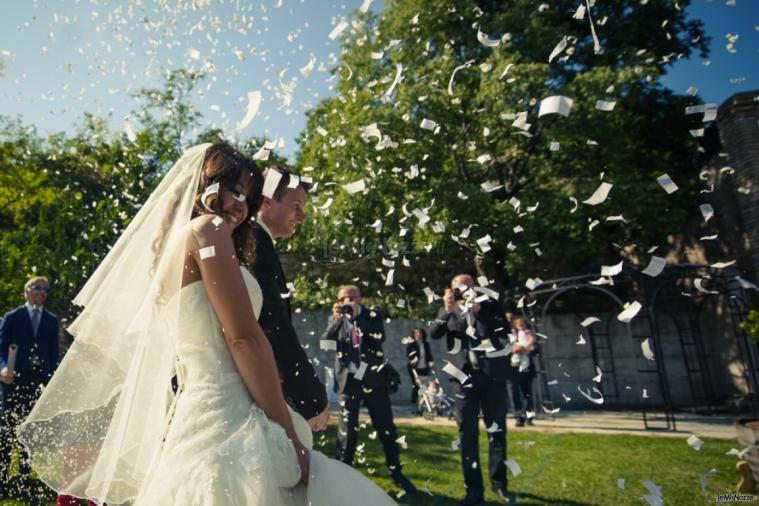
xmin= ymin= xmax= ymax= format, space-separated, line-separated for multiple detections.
xmin=334 ymin=404 xmax=739 ymax=440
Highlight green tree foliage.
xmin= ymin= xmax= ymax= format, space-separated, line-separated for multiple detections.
xmin=292 ymin=0 xmax=710 ymax=314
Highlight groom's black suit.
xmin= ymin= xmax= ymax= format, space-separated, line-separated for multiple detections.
xmin=251 ymin=222 xmax=327 ymax=420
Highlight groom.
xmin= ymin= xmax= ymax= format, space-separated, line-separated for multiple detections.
xmin=252 ymin=166 xmax=330 ymax=431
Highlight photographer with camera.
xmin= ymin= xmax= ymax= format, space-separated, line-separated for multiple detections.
xmin=320 ymin=284 xmax=417 ymax=495
xmin=430 ymin=274 xmax=512 ymax=505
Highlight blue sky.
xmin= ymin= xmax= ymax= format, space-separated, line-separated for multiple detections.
xmin=0 ymin=0 xmax=756 ymax=160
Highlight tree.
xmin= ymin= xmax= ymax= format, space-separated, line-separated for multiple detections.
xmin=292 ymin=0 xmax=709 ymax=315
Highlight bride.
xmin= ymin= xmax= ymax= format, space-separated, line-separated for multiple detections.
xmin=18 ymin=143 xmax=397 ymax=505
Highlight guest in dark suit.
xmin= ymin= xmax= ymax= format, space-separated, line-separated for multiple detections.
xmin=0 ymin=276 xmax=59 ymax=501
xmin=321 ymin=284 xmax=417 ymax=494
xmin=406 ymin=327 xmax=434 ymax=404
xmin=430 ymin=274 xmax=512 ymax=506
xmin=252 ymin=166 xmax=329 ymax=430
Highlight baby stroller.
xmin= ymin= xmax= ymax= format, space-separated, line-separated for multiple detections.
xmin=412 ymin=370 xmax=454 ymax=420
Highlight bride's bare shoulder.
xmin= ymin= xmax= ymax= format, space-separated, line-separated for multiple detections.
xmin=188 ymin=214 xmax=231 ymax=242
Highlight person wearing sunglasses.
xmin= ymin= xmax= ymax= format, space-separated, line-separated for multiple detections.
xmin=0 ymin=276 xmax=59 ymax=502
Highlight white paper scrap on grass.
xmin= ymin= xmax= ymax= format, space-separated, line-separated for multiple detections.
xmin=595 ymin=100 xmax=616 ymax=111
xmin=642 ymin=256 xmax=667 ymax=277
xmin=617 ymin=478 xmax=625 ymax=490
xmin=656 ymin=173 xmax=679 ymax=194
xmin=641 ymin=339 xmax=655 ymax=360
xmin=538 ymin=95 xmax=574 ymax=117
xmin=505 ymin=458 xmax=522 ymax=477
xmin=343 ymin=179 xmax=366 ymax=194
xmin=442 ymin=361 xmax=470 ymax=384
xmin=583 ymin=182 xmax=613 ymax=205
xmin=328 ymin=18 xmax=349 ymax=40
xmin=235 ymin=91 xmax=262 ymax=131
xmin=199 ymin=245 xmax=216 ymax=260
xmin=687 ymin=435 xmax=704 ymax=451
xmin=262 ymin=170 xmax=283 ymax=199
xmin=617 ymin=301 xmax=642 ymax=323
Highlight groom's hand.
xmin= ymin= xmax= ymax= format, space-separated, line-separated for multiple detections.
xmin=307 ymin=405 xmax=330 ymax=431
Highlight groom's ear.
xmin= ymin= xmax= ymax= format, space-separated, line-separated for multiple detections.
xmin=260 ymin=196 xmax=273 ymax=210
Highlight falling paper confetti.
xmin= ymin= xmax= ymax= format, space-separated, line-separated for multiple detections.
xmin=583 ymin=182 xmax=613 ymax=205
xmin=617 ymin=301 xmax=642 ymax=323
xmin=235 ymin=91 xmax=262 ymax=132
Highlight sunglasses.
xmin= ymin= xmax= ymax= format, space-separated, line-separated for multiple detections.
xmin=29 ymin=285 xmax=50 ymax=293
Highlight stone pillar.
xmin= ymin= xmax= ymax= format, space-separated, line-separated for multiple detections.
xmin=717 ymin=91 xmax=759 ymax=276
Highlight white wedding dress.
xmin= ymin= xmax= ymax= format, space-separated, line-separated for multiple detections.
xmin=136 ymin=267 xmax=397 ymax=505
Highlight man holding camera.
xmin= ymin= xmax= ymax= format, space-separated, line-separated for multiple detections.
xmin=430 ymin=274 xmax=511 ymax=505
xmin=320 ymin=284 xmax=416 ymax=495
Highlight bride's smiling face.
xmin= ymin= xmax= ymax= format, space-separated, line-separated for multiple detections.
xmin=218 ymin=172 xmax=255 ymax=230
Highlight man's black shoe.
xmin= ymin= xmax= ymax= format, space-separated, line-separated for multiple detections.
xmin=514 ymin=418 xmax=525 ymax=427
xmin=460 ymin=492 xmax=484 ymax=506
xmin=391 ymin=472 xmax=418 ymax=495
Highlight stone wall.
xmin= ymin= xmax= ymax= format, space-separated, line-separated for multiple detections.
xmin=292 ymin=303 xmax=748 ymax=409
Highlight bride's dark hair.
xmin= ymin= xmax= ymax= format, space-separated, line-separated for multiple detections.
xmin=192 ymin=142 xmax=264 ymax=267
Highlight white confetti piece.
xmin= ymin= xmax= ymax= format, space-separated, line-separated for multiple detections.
xmin=656 ymin=174 xmax=679 ymax=194
xmin=442 ymin=361 xmax=469 ymax=384
xmin=358 ymin=0 xmax=373 ymax=13
xmin=396 ymin=435 xmax=407 ymax=449
xmin=486 ymin=422 xmax=501 ymax=433
xmin=576 ymin=334 xmax=586 ymax=345
xmin=641 ymin=339 xmax=655 ymax=360
xmin=642 ymin=256 xmax=667 ymax=277
xmin=201 ymin=182 xmax=220 ymax=211
xmin=538 ymin=95 xmax=574 ymax=117
xmin=617 ymin=478 xmax=625 ymax=489
xmin=577 ymin=385 xmax=604 ymax=405
xmin=505 ymin=458 xmax=522 ymax=477
xmin=328 ymin=18 xmax=349 ymax=40
xmin=420 ymin=118 xmax=438 ymax=131
xmin=383 ymin=63 xmax=404 ymax=99
xmin=199 ymin=245 xmax=216 ymax=260
xmin=262 ymin=170 xmax=283 ymax=199
xmin=343 ymin=179 xmax=366 ymax=194
xmin=700 ymin=468 xmax=717 ymax=492
xmin=583 ymin=182 xmax=613 ymax=205
xmin=525 ymin=278 xmax=543 ymax=290
xmin=385 ymin=269 xmax=395 ymax=286
xmin=592 ymin=365 xmax=602 ymax=383
xmin=211 ymin=216 xmax=224 ymax=227
xmin=186 ymin=47 xmax=201 ymax=60
xmin=235 ymin=91 xmax=262 ymax=132
xmin=601 ymin=261 xmax=623 ymax=277
xmin=642 ymin=480 xmax=663 ymax=506
xmin=595 ymin=100 xmax=616 ymax=111
xmin=617 ymin=301 xmax=642 ymax=323
xmin=710 ymin=260 xmax=736 ymax=269
xmin=548 ymin=35 xmax=568 ymax=63
xmin=477 ymin=27 xmax=501 ymax=48
xmin=687 ymin=435 xmax=703 ymax=451
xmin=353 ymin=361 xmax=368 ymax=381
xmin=123 ymin=119 xmax=137 ymax=143
xmin=580 ymin=317 xmax=600 ymax=327
xmin=542 ymin=404 xmax=560 ymax=414
xmin=736 ymin=277 xmax=759 ymax=290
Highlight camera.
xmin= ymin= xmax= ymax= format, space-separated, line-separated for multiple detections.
xmin=452 ymin=288 xmax=465 ymax=301
xmin=340 ymin=297 xmax=354 ymax=316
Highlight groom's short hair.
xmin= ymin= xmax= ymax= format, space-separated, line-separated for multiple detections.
xmin=264 ymin=166 xmax=312 ymax=201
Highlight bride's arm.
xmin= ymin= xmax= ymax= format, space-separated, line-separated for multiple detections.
xmin=187 ymin=216 xmax=301 ymax=447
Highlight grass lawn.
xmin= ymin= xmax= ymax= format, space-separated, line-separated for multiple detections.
xmin=1 ymin=424 xmax=742 ymax=505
